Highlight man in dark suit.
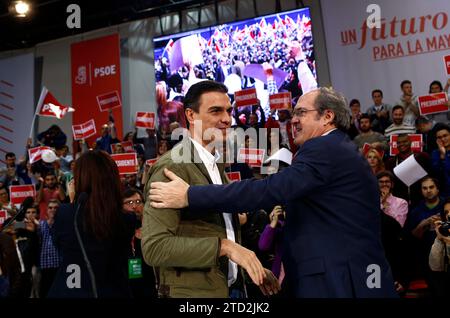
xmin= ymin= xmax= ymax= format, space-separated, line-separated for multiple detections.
xmin=149 ymin=87 xmax=397 ymax=298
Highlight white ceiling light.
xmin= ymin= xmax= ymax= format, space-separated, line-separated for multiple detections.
xmin=11 ymin=1 xmax=31 ymax=17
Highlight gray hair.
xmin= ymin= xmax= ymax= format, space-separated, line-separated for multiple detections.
xmin=313 ymin=87 xmax=350 ymax=130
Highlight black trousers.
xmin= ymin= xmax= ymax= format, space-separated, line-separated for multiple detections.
xmin=40 ymin=268 xmax=58 ymax=298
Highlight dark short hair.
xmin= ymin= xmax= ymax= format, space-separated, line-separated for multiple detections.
xmin=392 ymin=105 xmax=404 ymax=113
xmin=420 ymin=176 xmax=439 ymax=190
xmin=123 ymin=188 xmax=143 ymax=201
xmin=400 ymin=80 xmax=411 ymax=89
xmin=359 ymin=113 xmax=371 ymax=123
xmin=434 ymin=123 xmax=450 ymax=135
xmin=376 ymin=171 xmax=395 ymax=183
xmin=349 ymin=99 xmax=360 ymax=107
xmin=415 ymin=116 xmax=431 ymax=126
xmin=5 ymin=152 xmax=15 ymax=159
xmin=429 ymin=80 xmax=443 ymax=93
xmin=183 ymin=80 xmax=228 ymax=113
xmin=371 ymin=89 xmax=383 ymax=97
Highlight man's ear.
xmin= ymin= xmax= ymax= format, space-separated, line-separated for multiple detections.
xmin=323 ymin=110 xmax=335 ymax=126
xmin=185 ymin=108 xmax=195 ymax=125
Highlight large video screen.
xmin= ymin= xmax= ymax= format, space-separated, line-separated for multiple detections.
xmin=153 ymin=7 xmax=316 ymax=134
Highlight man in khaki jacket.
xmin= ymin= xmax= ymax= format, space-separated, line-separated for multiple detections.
xmin=141 ymin=81 xmax=278 ymax=298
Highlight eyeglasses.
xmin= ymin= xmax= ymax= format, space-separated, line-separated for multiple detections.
xmin=124 ymin=199 xmax=143 ymax=206
xmin=292 ymin=108 xmax=319 ymax=117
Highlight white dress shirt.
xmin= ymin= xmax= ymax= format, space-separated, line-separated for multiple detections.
xmin=190 ymin=138 xmax=238 ymax=286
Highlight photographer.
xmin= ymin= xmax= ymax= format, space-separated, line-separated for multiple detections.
xmin=429 ymin=197 xmax=450 ymax=297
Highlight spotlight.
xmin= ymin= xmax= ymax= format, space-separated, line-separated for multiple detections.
xmin=9 ymin=1 xmax=31 ymax=18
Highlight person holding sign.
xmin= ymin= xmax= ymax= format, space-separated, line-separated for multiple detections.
xmin=426 ymin=80 xmax=450 ymax=125
xmin=141 ymin=81 xmax=279 ymax=298
xmin=149 ymin=87 xmax=397 ymax=298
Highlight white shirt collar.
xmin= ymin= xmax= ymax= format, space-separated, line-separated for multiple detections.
xmin=190 ymin=137 xmax=220 ymax=165
xmin=321 ymin=128 xmax=338 ymax=136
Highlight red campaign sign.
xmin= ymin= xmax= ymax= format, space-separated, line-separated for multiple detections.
xmin=72 ymin=119 xmax=96 ymax=140
xmin=145 ymin=158 xmax=158 ymax=166
xmin=418 ymin=92 xmax=448 ymax=116
xmin=269 ymin=92 xmax=292 ymax=110
xmin=135 ymin=112 xmax=155 ymax=129
xmin=237 ymin=148 xmax=265 ymax=168
xmin=234 ymin=88 xmax=258 ymax=107
xmin=28 ymin=146 xmax=52 ymax=164
xmin=389 ymin=134 xmax=423 ymax=156
xmin=9 ymin=185 xmax=36 ymax=206
xmin=71 ymin=34 xmax=124 ymax=145
xmin=445 ymin=55 xmax=450 ymax=76
xmin=111 ymin=141 xmax=134 ymax=153
xmin=226 ymin=172 xmax=241 ymax=182
xmin=0 ymin=210 xmax=7 ymax=226
xmin=96 ymin=91 xmax=122 ymax=112
xmin=111 ymin=153 xmax=138 ymax=175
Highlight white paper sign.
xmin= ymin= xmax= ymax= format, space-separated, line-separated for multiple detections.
xmin=264 ymin=148 xmax=293 ymax=165
xmin=393 ymin=154 xmax=427 ymax=186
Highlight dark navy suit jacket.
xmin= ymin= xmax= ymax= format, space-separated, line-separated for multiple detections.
xmin=189 ymin=129 xmax=397 ymax=298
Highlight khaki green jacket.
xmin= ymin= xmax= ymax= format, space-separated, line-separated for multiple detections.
xmin=141 ymin=139 xmax=242 ymax=298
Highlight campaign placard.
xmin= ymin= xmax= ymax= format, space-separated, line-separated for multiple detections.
xmin=418 ymin=92 xmax=448 ymax=116
xmin=226 ymin=172 xmax=241 ymax=182
xmin=72 ymin=119 xmax=96 ymax=140
xmin=389 ymin=134 xmax=423 ymax=156
xmin=9 ymin=185 xmax=36 ymax=206
xmin=234 ymin=88 xmax=258 ymax=107
xmin=28 ymin=146 xmax=52 ymax=164
xmin=269 ymin=92 xmax=292 ymax=110
xmin=111 ymin=153 xmax=138 ymax=175
xmin=135 ymin=112 xmax=155 ymax=129
xmin=237 ymin=148 xmax=265 ymax=168
xmin=96 ymin=90 xmax=122 ymax=112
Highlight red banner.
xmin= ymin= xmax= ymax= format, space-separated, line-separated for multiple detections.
xmin=389 ymin=134 xmax=423 ymax=156
xmin=71 ymin=34 xmax=123 ymax=145
xmin=269 ymin=92 xmax=292 ymax=110
xmin=72 ymin=119 xmax=96 ymax=140
xmin=235 ymin=88 xmax=258 ymax=107
xmin=28 ymin=146 xmax=52 ymax=164
xmin=135 ymin=112 xmax=156 ymax=129
xmin=9 ymin=185 xmax=36 ymax=206
xmin=0 ymin=210 xmax=7 ymax=226
xmin=418 ymin=92 xmax=448 ymax=116
xmin=445 ymin=55 xmax=450 ymax=76
xmin=111 ymin=153 xmax=138 ymax=175
xmin=237 ymin=148 xmax=265 ymax=167
xmin=111 ymin=141 xmax=134 ymax=153
xmin=226 ymin=172 xmax=241 ymax=182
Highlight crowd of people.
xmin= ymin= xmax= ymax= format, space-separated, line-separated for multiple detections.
xmin=0 ymin=74 xmax=450 ymax=298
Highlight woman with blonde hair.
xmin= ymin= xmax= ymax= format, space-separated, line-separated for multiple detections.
xmin=365 ymin=148 xmax=385 ymax=175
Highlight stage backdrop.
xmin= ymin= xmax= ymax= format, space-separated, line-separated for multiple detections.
xmin=0 ymin=53 xmax=34 ymax=164
xmin=71 ymin=34 xmax=123 ymax=144
xmin=321 ymin=0 xmax=450 ymax=110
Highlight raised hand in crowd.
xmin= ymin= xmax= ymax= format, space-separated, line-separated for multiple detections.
xmin=269 ymin=205 xmax=284 ymax=228
xmin=437 ymin=138 xmax=447 ymax=159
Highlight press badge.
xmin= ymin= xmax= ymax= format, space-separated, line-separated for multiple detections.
xmin=128 ymin=258 xmax=143 ymax=279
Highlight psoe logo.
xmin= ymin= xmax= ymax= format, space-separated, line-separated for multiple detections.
xmin=75 ymin=66 xmax=87 ymax=85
